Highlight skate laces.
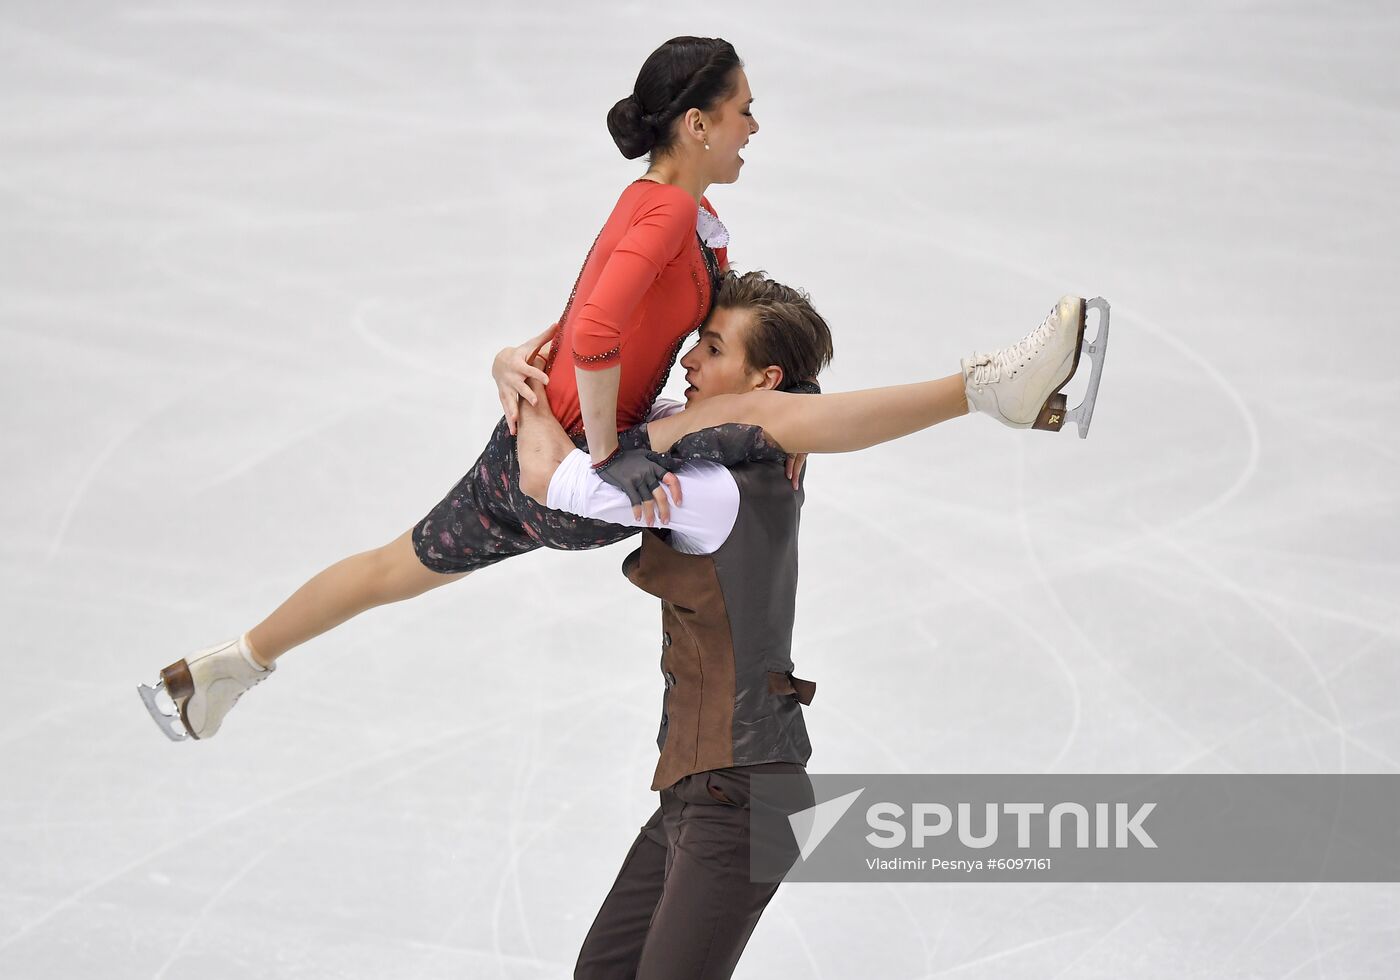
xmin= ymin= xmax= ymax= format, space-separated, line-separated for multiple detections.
xmin=226 ymin=670 xmax=268 ymax=713
xmin=241 ymin=664 xmax=272 ymax=692
xmin=226 ymin=654 xmax=271 ymax=702
xmin=967 ymin=305 xmax=1060 ymax=385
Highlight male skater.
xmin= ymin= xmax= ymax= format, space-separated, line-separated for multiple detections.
xmin=516 ymin=271 xmax=1103 ymax=978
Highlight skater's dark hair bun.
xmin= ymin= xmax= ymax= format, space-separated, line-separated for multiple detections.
xmin=606 ymin=95 xmax=654 ymax=159
xmin=608 ymin=36 xmax=743 ymax=161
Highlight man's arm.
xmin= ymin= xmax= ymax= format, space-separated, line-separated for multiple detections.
xmin=517 ymin=376 xmax=686 ymax=529
xmin=517 ymin=379 xmax=740 ymax=553
xmin=645 ymin=375 xmax=970 ymax=456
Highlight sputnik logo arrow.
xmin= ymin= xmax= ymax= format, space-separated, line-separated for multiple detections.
xmin=788 ymin=788 xmax=865 ymax=860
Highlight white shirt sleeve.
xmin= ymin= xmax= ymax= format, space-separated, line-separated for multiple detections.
xmin=545 ymin=449 xmax=739 ymax=555
xmin=646 ymin=398 xmax=686 ymax=421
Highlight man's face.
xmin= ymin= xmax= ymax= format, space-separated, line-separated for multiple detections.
xmin=678 ymin=306 xmax=772 ymax=404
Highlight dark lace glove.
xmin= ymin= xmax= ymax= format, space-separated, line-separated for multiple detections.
xmin=593 ymin=447 xmax=685 ymax=507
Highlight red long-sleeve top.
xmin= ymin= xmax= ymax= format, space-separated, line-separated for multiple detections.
xmin=540 ymin=179 xmax=728 ymax=436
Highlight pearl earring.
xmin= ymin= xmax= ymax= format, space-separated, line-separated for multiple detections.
xmin=704 ymin=141 xmax=710 ymax=150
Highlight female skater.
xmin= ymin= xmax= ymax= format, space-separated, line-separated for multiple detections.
xmin=137 ymin=35 xmax=770 ymax=741
xmin=136 ymin=36 xmax=1104 ymax=746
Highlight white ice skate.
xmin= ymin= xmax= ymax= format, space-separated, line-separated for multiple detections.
xmin=962 ymin=295 xmax=1111 ymax=437
xmin=137 ymin=636 xmax=274 ymax=741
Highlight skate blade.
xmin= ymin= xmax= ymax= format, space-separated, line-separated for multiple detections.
xmin=1065 ymin=297 xmax=1110 ymax=438
xmin=137 ymin=658 xmax=198 ymax=742
xmin=1033 ymin=296 xmax=1109 ymax=438
xmin=137 ymin=678 xmax=190 ymax=741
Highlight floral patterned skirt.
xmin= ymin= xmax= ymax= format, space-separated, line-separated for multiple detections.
xmin=411 ymin=416 xmax=650 ymax=574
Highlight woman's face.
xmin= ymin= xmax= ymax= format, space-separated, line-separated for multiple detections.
xmin=678 ymin=306 xmax=779 ymax=404
xmin=702 ymin=69 xmax=759 ymax=184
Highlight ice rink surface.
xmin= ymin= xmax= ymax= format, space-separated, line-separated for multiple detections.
xmin=3 ymin=1 xmax=1399 ymax=977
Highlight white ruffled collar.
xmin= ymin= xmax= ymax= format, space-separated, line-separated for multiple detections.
xmin=696 ymin=205 xmax=729 ymax=249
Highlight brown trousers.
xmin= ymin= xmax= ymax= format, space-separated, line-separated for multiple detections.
xmin=574 ymin=762 xmax=811 ymax=980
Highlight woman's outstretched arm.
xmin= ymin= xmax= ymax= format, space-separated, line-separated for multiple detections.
xmin=645 ymin=375 xmax=970 ymax=456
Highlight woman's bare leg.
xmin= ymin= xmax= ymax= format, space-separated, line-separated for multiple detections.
xmin=244 ymin=528 xmax=470 ymax=666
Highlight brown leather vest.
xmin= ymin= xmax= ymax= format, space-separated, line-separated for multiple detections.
xmin=622 ymin=424 xmax=817 ymax=791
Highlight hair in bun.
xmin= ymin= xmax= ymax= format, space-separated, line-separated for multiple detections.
xmin=608 ymin=37 xmax=743 ymax=161
xmin=607 ymin=94 xmax=654 ymax=160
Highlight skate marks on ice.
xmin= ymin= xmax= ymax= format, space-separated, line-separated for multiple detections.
xmin=0 ymin=676 xmax=641 ymax=975
xmin=795 ymin=480 xmax=1088 ymax=773
xmin=143 ymin=689 xmax=615 ymax=980
xmin=1012 ymin=452 xmax=1400 ymax=778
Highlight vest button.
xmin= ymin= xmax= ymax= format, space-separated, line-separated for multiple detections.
xmin=662 ymin=631 xmax=672 ymax=647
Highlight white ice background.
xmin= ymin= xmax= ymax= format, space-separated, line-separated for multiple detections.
xmin=2 ymin=2 xmax=1399 ymax=978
